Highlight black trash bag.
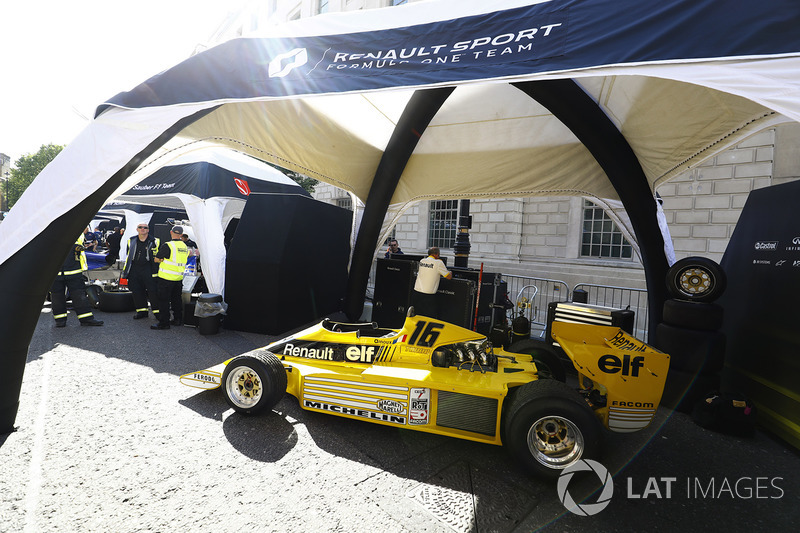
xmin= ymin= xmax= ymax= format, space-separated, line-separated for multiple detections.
xmin=691 ymin=391 xmax=757 ymax=437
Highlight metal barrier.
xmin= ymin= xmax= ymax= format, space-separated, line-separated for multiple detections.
xmin=573 ymin=283 xmax=649 ymax=339
xmin=502 ymin=274 xmax=649 ymax=338
xmin=502 ymin=275 xmax=570 ymax=327
xmin=367 ymin=261 xmax=649 ymax=338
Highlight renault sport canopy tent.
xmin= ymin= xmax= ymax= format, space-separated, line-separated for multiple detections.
xmin=112 ymin=147 xmax=310 ymax=296
xmin=1 ymin=0 xmax=800 ymax=432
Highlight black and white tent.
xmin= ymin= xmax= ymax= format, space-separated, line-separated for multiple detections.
xmin=1 ymin=0 xmax=800 ymax=431
xmin=112 ymin=147 xmax=309 ymax=296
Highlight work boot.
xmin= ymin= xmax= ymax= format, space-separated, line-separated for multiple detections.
xmin=133 ymin=312 xmax=148 ymax=320
xmin=55 ymin=320 xmax=67 ymax=328
xmin=170 ymin=318 xmax=183 ymax=326
xmin=150 ymin=323 xmax=170 ymax=330
xmin=80 ymin=319 xmax=104 ymax=326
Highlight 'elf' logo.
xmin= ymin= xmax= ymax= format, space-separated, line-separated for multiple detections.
xmin=598 ymin=354 xmax=645 ymax=377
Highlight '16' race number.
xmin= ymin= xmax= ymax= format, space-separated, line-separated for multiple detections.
xmin=408 ymin=321 xmax=444 ymax=347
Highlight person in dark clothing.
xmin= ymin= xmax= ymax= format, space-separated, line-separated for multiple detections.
xmin=180 ymin=233 xmax=198 ymax=249
xmin=50 ymin=239 xmax=104 ymax=327
xmin=122 ymin=223 xmax=160 ymax=320
xmin=151 ymin=226 xmax=189 ymax=330
xmin=384 ymin=239 xmax=403 ymax=258
xmin=105 ymin=226 xmax=124 ymax=267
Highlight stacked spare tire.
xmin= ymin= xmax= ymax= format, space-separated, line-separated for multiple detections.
xmin=656 ymin=257 xmax=727 ymax=413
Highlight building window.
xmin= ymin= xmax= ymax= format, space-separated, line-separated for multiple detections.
xmin=581 ymin=200 xmax=633 ymax=259
xmin=319 ymin=0 xmax=329 ymax=14
xmin=336 ymin=196 xmax=353 ymax=211
xmin=391 ymin=0 xmax=408 ymax=5
xmin=428 ymin=200 xmax=458 ymax=249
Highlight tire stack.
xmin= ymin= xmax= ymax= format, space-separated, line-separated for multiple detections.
xmin=656 ymin=257 xmax=727 ymax=413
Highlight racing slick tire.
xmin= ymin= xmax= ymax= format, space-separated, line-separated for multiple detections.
xmin=655 ymin=323 xmax=726 ymax=375
xmin=507 ymin=339 xmax=566 ymax=382
xmin=666 ymin=256 xmax=727 ymax=303
xmin=222 ymin=350 xmax=287 ymax=415
xmin=662 ymin=299 xmax=723 ymax=331
xmin=98 ymin=288 xmax=134 ymax=312
xmin=504 ymin=380 xmax=600 ymax=479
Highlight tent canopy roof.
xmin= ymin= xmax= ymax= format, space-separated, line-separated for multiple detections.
xmin=113 ymin=146 xmax=308 ymax=212
xmin=94 ymin=0 xmax=800 ymax=211
xmin=1 ymin=0 xmax=800 ymax=267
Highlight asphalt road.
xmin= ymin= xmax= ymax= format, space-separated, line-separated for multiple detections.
xmin=1 ymin=302 xmax=798 ymax=532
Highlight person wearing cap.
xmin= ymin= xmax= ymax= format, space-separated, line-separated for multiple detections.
xmin=122 ymin=223 xmax=160 ymax=320
xmin=151 ymin=225 xmax=190 ymax=330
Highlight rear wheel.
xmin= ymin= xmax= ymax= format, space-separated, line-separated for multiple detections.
xmin=504 ymin=380 xmax=600 ymax=479
xmin=508 ymin=339 xmax=566 ymax=382
xmin=222 ymin=350 xmax=287 ymax=414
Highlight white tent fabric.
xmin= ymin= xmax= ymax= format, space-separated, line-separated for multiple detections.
xmin=0 ymin=0 xmax=799 ymax=267
xmin=2 ymin=0 xmax=800 ymax=433
xmin=112 ymin=147 xmax=308 ymax=296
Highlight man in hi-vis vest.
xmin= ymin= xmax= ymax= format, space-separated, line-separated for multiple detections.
xmin=151 ymin=226 xmax=189 ymax=330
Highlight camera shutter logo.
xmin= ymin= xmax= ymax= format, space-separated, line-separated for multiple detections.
xmin=269 ymin=48 xmax=308 ymax=78
xmin=556 ymin=459 xmax=614 ymax=516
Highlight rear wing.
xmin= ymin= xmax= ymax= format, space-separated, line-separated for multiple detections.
xmin=551 ymin=322 xmax=670 ymax=433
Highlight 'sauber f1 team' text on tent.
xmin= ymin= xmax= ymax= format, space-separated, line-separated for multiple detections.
xmin=1 ymin=0 xmax=800 ymax=431
xmin=112 ymin=147 xmax=310 ymax=296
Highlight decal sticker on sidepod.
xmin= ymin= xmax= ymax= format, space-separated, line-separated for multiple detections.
xmin=409 ymin=387 xmax=430 ymax=425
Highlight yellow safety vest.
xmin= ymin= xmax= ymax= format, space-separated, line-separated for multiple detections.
xmin=158 ymin=240 xmax=189 ymax=281
xmin=77 ymin=235 xmax=88 ymax=271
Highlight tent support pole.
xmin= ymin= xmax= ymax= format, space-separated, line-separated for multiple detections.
xmin=0 ymin=108 xmax=218 ymax=434
xmin=512 ymin=79 xmax=668 ymax=342
xmin=344 ymin=87 xmax=454 ymax=321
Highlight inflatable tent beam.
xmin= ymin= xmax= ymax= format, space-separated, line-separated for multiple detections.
xmin=512 ymin=79 xmax=668 ymax=339
xmin=0 ymin=109 xmax=218 ymax=434
xmin=344 ymin=87 xmax=455 ymax=321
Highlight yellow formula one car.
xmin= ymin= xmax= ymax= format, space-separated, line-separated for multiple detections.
xmin=181 ymin=313 xmax=670 ymax=479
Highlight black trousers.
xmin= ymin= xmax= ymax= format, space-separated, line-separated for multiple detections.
xmin=157 ymin=278 xmax=183 ymax=325
xmin=51 ymin=274 xmax=95 ymax=323
xmin=128 ymin=265 xmax=158 ymax=316
xmin=412 ymin=290 xmax=440 ymax=320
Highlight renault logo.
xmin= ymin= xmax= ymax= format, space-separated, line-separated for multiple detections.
xmin=269 ymin=48 xmax=308 ymax=78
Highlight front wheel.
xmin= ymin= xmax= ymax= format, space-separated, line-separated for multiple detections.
xmin=222 ymin=350 xmax=287 ymax=414
xmin=504 ymin=380 xmax=600 ymax=479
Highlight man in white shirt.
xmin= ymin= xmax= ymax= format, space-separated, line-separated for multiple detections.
xmin=413 ymin=247 xmax=452 ymax=319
